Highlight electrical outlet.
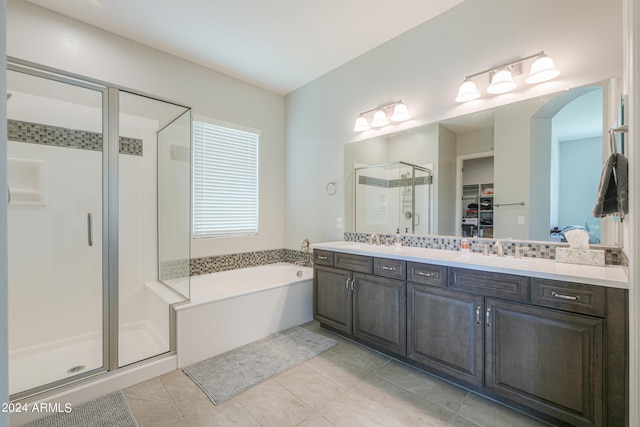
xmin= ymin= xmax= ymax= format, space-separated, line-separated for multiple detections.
xmin=335 ymin=217 xmax=343 ymax=229
xmin=517 ymin=216 xmax=525 ymax=225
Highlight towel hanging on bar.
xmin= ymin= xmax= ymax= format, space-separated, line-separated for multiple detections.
xmin=593 ymin=151 xmax=628 ymax=218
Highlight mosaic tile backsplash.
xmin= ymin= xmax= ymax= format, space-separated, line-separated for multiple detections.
xmin=344 ymin=231 xmax=626 ymax=266
xmin=162 ymin=231 xmax=625 ymax=279
xmin=7 ymin=119 xmax=143 ymax=156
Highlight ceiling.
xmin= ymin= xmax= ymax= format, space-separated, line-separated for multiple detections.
xmin=25 ymin=0 xmax=465 ymax=95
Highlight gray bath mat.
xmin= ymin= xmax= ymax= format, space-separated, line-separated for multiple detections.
xmin=182 ymin=326 xmax=338 ymax=405
xmin=22 ymin=391 xmax=137 ymax=427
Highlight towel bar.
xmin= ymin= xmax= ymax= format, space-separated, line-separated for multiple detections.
xmin=494 ymin=202 xmax=525 ymax=207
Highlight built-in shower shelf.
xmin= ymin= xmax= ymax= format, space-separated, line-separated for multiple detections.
xmin=8 ymin=158 xmax=47 ymax=205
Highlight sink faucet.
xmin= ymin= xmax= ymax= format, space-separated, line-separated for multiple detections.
xmin=369 ymin=233 xmax=381 ymax=246
xmin=495 ymin=241 xmax=505 ymax=257
xmin=476 ymin=243 xmax=489 ymax=256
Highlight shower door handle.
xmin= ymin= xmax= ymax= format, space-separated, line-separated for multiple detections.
xmin=87 ymin=213 xmax=93 ymax=247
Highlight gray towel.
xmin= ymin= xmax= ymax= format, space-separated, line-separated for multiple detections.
xmin=593 ymin=153 xmax=628 ymax=218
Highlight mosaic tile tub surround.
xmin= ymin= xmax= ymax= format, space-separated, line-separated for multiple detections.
xmin=344 ymin=231 xmax=626 ymax=266
xmin=161 ymin=249 xmax=313 ymax=278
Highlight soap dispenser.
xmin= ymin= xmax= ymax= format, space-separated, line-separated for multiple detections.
xmin=460 ymin=237 xmax=470 ymax=253
xmin=394 ymin=228 xmax=402 ymax=248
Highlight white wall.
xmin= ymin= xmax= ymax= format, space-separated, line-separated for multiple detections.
xmin=7 ymin=0 xmax=286 ymax=258
xmin=284 ymin=0 xmax=623 ymax=248
xmin=1 ymin=0 xmax=9 ymax=422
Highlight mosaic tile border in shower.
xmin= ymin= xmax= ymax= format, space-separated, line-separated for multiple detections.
xmin=7 ymin=119 xmax=143 ymax=156
xmin=358 ymin=175 xmax=431 ymax=188
xmin=344 ymin=231 xmax=625 ymax=266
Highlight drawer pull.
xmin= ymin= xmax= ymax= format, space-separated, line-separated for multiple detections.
xmin=476 ymin=306 xmax=481 ymax=324
xmin=486 ymin=307 xmax=491 ymax=326
xmin=316 ymin=255 xmax=329 ymax=260
xmin=416 ymin=270 xmax=436 ymax=278
xmin=345 ymin=278 xmax=351 ymax=290
xmin=380 ymin=265 xmax=397 ymax=271
xmin=551 ymin=292 xmax=580 ymax=301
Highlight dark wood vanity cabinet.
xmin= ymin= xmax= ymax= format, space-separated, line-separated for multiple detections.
xmin=313 ymin=255 xmax=407 ymax=356
xmin=407 ymin=282 xmax=484 ymax=386
xmin=486 ymin=298 xmax=605 ymax=427
xmin=314 ymin=265 xmax=352 ymax=334
xmin=314 ymin=251 xmax=627 ymax=427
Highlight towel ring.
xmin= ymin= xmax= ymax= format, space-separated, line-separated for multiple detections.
xmin=326 ymin=180 xmax=337 ymax=196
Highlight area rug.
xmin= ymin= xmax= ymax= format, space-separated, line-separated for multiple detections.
xmin=182 ymin=326 xmax=338 ymax=405
xmin=22 ymin=391 xmax=137 ymax=427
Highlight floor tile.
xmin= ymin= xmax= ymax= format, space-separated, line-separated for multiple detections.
xmin=121 ymin=322 xmax=552 ymax=427
xmin=179 ymin=398 xmax=260 ymax=427
xmin=373 ymin=359 xmax=469 ymax=412
xmin=275 ymin=363 xmax=349 ymax=411
xmin=318 ymin=392 xmax=406 ymax=427
xmin=456 ymin=393 xmax=551 ymax=427
xmin=123 ymin=379 xmax=189 ymax=427
xmin=351 ymin=370 xmax=454 ymax=427
xmin=236 ymin=378 xmax=315 ymax=427
xmin=159 ymin=369 xmax=210 ymax=410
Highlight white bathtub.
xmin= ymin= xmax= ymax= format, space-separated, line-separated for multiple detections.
xmin=175 ymin=263 xmax=314 ymax=367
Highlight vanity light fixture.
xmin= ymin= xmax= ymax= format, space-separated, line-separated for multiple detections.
xmin=456 ymin=51 xmax=559 ymax=102
xmin=353 ymin=100 xmax=410 ymax=132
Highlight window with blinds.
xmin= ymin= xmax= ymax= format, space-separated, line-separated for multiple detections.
xmin=192 ymin=120 xmax=259 ymax=238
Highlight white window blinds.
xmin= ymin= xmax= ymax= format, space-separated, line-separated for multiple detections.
xmin=193 ymin=120 xmax=259 ymax=238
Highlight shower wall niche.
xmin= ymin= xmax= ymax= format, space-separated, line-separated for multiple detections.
xmin=354 ymin=161 xmax=432 ymax=235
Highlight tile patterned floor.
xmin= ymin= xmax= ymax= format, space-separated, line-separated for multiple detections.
xmin=123 ymin=322 xmax=552 ymax=427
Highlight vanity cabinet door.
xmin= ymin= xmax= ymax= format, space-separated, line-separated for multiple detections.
xmin=485 ymin=298 xmax=604 ymax=427
xmin=352 ymin=273 xmax=406 ymax=356
xmin=314 ymin=265 xmax=353 ymax=334
xmin=407 ymin=282 xmax=484 ymax=386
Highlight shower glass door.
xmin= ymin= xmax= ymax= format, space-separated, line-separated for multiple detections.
xmin=7 ymin=68 xmax=106 ymax=396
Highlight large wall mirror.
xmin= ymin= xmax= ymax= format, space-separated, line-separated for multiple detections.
xmin=345 ymin=78 xmax=623 ymax=247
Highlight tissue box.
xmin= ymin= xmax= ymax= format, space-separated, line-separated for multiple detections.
xmin=555 ymin=248 xmax=605 ymax=266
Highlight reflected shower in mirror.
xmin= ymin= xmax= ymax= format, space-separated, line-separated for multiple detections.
xmin=346 ymin=79 xmax=622 ymax=246
xmin=354 ymin=161 xmax=432 ymax=235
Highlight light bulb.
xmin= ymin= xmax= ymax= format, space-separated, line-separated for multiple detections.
xmin=487 ymin=69 xmax=516 ymax=94
xmin=526 ymin=54 xmax=560 ymax=84
xmin=371 ymin=110 xmax=389 ymax=127
xmin=353 ymin=116 xmax=370 ymax=132
xmin=391 ymin=103 xmax=410 ymax=122
xmin=455 ymin=79 xmax=481 ymax=102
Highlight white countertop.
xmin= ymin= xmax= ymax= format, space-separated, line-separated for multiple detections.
xmin=311 ymin=241 xmax=629 ymax=289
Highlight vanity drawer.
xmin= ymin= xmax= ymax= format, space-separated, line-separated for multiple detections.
xmin=334 ymin=252 xmax=373 ymax=274
xmin=374 ymin=257 xmax=406 ymax=280
xmin=449 ymin=268 xmax=530 ymax=302
xmin=407 ymin=262 xmax=447 ymax=287
xmin=313 ymin=249 xmax=333 ymax=266
xmin=531 ymin=278 xmax=606 ymax=317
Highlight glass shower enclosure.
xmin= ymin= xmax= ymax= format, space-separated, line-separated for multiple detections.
xmin=6 ymin=60 xmax=191 ymax=399
xmin=354 ymin=161 xmax=432 ymax=235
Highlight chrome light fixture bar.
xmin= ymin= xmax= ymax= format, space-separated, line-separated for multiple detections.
xmin=456 ymin=51 xmax=559 ymax=102
xmin=354 ymin=100 xmax=410 ymax=132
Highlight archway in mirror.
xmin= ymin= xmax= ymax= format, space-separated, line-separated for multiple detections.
xmin=530 ymin=85 xmax=616 ymax=245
